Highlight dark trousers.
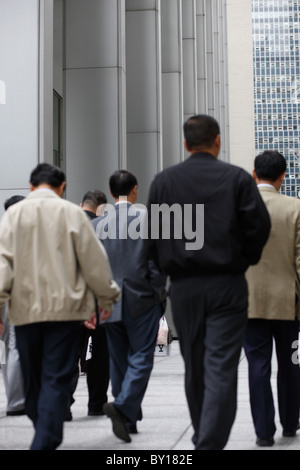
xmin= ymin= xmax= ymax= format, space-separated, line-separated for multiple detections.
xmin=170 ymin=274 xmax=248 ymax=450
xmin=105 ymin=301 xmax=161 ymax=426
xmin=69 ymin=322 xmax=110 ymax=414
xmin=15 ymin=321 xmax=81 ymax=450
xmin=244 ymin=318 xmax=300 ymax=439
xmin=87 ymin=325 xmax=110 ymax=412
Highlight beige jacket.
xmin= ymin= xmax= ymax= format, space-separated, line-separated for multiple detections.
xmin=246 ymin=186 xmax=300 ymax=320
xmin=0 ymin=190 xmax=120 ymax=326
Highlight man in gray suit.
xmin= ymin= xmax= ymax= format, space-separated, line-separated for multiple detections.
xmin=93 ymin=170 xmax=166 ymax=443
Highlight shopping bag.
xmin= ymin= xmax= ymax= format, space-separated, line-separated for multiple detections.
xmin=157 ymin=316 xmax=169 ymax=345
xmin=85 ymin=336 xmax=92 ymax=361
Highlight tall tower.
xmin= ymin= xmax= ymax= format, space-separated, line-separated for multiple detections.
xmin=252 ymin=0 xmax=300 ymax=197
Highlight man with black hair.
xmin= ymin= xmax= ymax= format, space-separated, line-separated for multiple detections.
xmin=147 ymin=114 xmax=271 ymax=450
xmin=78 ymin=189 xmax=110 ymax=416
xmin=80 ymin=190 xmax=107 ymax=219
xmin=244 ymin=150 xmax=300 ymax=447
xmin=0 ymin=163 xmax=120 ymax=450
xmin=94 ymin=170 xmax=166 ymax=443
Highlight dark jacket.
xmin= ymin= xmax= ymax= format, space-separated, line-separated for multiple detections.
xmin=147 ymin=152 xmax=271 ymax=279
xmin=93 ymin=202 xmax=167 ymax=321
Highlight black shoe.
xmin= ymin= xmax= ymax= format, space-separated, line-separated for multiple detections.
xmin=256 ymin=437 xmax=274 ymax=447
xmin=88 ymin=409 xmax=105 ymax=416
xmin=103 ymin=403 xmax=131 ymax=443
xmin=6 ymin=409 xmax=26 ymax=416
xmin=126 ymin=423 xmax=138 ymax=434
xmin=283 ymin=429 xmax=297 ymax=437
xmin=64 ymin=408 xmax=73 ymax=421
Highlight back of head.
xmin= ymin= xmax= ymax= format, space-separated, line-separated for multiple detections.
xmin=30 ymin=163 xmax=66 ymax=188
xmin=183 ymin=114 xmax=220 ymax=150
xmin=81 ymin=190 xmax=107 ymax=211
xmin=109 ymin=170 xmax=138 ymax=198
xmin=254 ymin=150 xmax=287 ymax=182
xmin=4 ymin=195 xmax=25 ymax=211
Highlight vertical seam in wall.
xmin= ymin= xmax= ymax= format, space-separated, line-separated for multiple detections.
xmin=37 ymin=0 xmax=41 ymax=163
xmin=156 ymin=0 xmax=163 ymax=173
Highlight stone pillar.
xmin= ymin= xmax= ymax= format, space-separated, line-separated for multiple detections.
xmin=182 ymin=0 xmax=198 ymax=123
xmin=64 ymin=0 xmax=126 ymax=204
xmin=226 ymin=0 xmax=255 ymax=173
xmin=196 ymin=0 xmax=208 ymax=114
xmin=161 ymin=0 xmax=184 ymax=168
xmin=125 ymin=0 xmax=162 ymax=204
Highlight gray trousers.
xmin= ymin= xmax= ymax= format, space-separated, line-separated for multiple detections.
xmin=1 ymin=306 xmax=25 ymax=413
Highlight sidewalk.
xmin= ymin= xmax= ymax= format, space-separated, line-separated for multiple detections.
xmin=0 ymin=339 xmax=299 ymax=451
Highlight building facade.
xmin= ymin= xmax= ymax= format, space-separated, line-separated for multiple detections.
xmin=252 ymin=0 xmax=300 ymax=197
xmin=0 ymin=0 xmax=255 ymax=212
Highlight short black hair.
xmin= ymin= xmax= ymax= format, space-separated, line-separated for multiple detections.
xmin=109 ymin=170 xmax=138 ymax=198
xmin=4 ymin=195 xmax=25 ymax=211
xmin=81 ymin=190 xmax=107 ymax=210
xmin=254 ymin=150 xmax=287 ymax=182
xmin=30 ymin=163 xmax=66 ymax=188
xmin=183 ymin=114 xmax=220 ymax=149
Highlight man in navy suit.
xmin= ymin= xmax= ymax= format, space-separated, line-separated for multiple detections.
xmin=93 ymin=170 xmax=166 ymax=443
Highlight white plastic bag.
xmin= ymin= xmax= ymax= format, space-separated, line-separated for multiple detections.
xmin=157 ymin=316 xmax=168 ymax=345
xmin=85 ymin=336 xmax=92 ymax=361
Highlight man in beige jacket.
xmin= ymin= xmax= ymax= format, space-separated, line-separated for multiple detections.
xmin=0 ymin=163 xmax=120 ymax=450
xmin=245 ymin=150 xmax=300 ymax=447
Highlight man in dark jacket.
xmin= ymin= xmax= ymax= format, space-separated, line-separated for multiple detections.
xmin=147 ymin=114 xmax=271 ymax=450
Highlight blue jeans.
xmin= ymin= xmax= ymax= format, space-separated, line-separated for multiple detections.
xmin=105 ymin=301 xmax=161 ymax=425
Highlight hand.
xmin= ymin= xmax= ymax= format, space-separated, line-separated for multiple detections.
xmin=84 ymin=312 xmax=97 ymax=330
xmin=99 ymin=309 xmax=112 ymax=322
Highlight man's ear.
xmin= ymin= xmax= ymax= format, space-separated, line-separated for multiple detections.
xmin=184 ymin=140 xmax=191 ymax=152
xmin=29 ymin=183 xmax=35 ymax=192
xmin=279 ymin=172 xmax=286 ymax=184
xmin=214 ymin=134 xmax=221 ymax=150
xmin=57 ymin=181 xmax=66 ymax=197
xmin=252 ymin=169 xmax=257 ymax=181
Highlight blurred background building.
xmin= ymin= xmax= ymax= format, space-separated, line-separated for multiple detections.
xmin=252 ymin=0 xmax=300 ymax=198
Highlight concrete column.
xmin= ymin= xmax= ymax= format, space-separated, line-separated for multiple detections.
xmin=161 ymin=0 xmax=184 ymax=168
xmin=196 ymin=0 xmax=208 ymax=114
xmin=226 ymin=0 xmax=255 ymax=173
xmin=125 ymin=0 xmax=162 ymax=204
xmin=64 ymin=0 xmax=126 ymax=204
xmin=218 ymin=0 xmax=230 ymax=162
xmin=205 ymin=0 xmax=215 ymax=117
xmin=196 ymin=0 xmax=229 ymax=163
xmin=0 ymin=0 xmax=53 ymax=216
xmin=182 ymin=0 xmax=198 ymax=123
